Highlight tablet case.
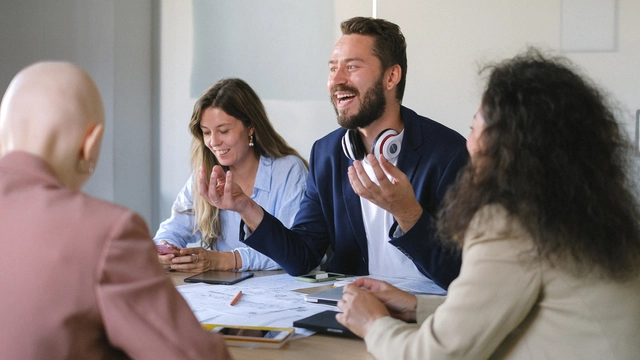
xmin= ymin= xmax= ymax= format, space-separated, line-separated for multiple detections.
xmin=293 ymin=310 xmax=358 ymax=338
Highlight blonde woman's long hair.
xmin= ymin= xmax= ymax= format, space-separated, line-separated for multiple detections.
xmin=188 ymin=78 xmax=308 ymax=249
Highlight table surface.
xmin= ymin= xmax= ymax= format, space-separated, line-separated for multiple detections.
xmin=168 ymin=270 xmax=374 ymax=360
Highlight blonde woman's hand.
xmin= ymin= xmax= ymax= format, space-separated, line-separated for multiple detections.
xmin=170 ymin=248 xmax=237 ymax=273
xmin=197 ymin=165 xmax=265 ymax=231
xmin=156 ymin=240 xmax=180 ymax=266
xmin=198 ymin=165 xmax=251 ymax=212
xmin=170 ymin=247 xmax=211 ymax=273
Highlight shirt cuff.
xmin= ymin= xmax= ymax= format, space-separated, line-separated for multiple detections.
xmin=389 ymin=222 xmax=405 ymax=238
xmin=242 ymin=223 xmax=253 ymax=239
xmin=233 ymin=248 xmax=246 ymax=272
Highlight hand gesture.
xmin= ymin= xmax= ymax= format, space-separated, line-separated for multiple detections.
xmin=348 ymin=154 xmax=423 ymax=232
xmin=197 ymin=165 xmax=251 ymax=213
xmin=196 ymin=165 xmax=265 ymax=230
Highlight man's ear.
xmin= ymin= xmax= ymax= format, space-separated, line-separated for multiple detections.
xmin=384 ymin=64 xmax=402 ymax=90
xmin=81 ymin=123 xmax=104 ymax=161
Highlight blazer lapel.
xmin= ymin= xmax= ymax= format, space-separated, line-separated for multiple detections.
xmin=397 ymin=106 xmax=423 ymax=183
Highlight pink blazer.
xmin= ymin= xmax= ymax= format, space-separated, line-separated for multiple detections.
xmin=0 ymin=151 xmax=228 ymax=359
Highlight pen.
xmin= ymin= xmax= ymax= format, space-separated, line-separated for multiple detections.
xmin=230 ymin=291 xmax=242 ymax=306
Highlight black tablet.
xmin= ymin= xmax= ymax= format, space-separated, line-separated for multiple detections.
xmin=184 ymin=270 xmax=254 ymax=285
xmin=293 ymin=310 xmax=358 ymax=338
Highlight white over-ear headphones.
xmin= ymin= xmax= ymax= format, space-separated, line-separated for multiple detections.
xmin=341 ymin=128 xmax=401 ymax=161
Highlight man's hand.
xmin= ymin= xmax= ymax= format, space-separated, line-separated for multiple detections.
xmin=347 ymin=154 xmax=423 ymax=232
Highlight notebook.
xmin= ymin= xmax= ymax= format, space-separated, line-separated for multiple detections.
xmin=303 ymin=286 xmax=344 ymax=305
xmin=293 ymin=310 xmax=358 ymax=338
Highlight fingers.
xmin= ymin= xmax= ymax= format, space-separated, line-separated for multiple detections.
xmin=348 ymin=160 xmax=378 ymax=200
xmin=348 ymin=157 xmax=394 ymax=210
xmin=348 ymin=155 xmax=400 ymax=197
xmin=171 ymin=254 xmax=197 ymax=264
xmin=170 ymin=255 xmax=205 ymax=272
xmin=377 ymin=154 xmax=403 ymax=185
xmin=169 ymin=248 xmax=205 ymax=272
xmin=365 ymin=154 xmax=395 ymax=188
xmin=352 ymin=277 xmax=387 ymax=290
xmin=347 ymin=163 xmax=366 ymax=196
xmin=178 ymin=247 xmax=201 ymax=257
xmin=197 ymin=166 xmax=214 ymax=203
xmin=224 ymin=170 xmax=235 ymax=199
xmin=341 ymin=282 xmax=358 ymax=296
xmin=336 ymin=285 xmax=389 ymax=338
xmin=212 ymin=165 xmax=226 ymax=193
xmin=207 ymin=168 xmax=221 ymax=205
xmin=211 ymin=165 xmax=225 ymax=180
xmin=197 ymin=165 xmax=228 ymax=206
xmin=170 ymin=263 xmax=202 ymax=273
xmin=157 ymin=253 xmax=175 ymax=265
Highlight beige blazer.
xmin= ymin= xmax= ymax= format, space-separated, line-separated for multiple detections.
xmin=0 ymin=151 xmax=228 ymax=359
xmin=365 ymin=205 xmax=640 ymax=359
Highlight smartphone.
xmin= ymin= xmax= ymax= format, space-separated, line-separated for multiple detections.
xmin=218 ymin=327 xmax=290 ymax=339
xmin=295 ymin=272 xmax=345 ymax=283
xmin=204 ymin=324 xmax=294 ymax=348
xmin=184 ymin=270 xmax=254 ymax=285
xmin=156 ymin=243 xmax=180 ymax=256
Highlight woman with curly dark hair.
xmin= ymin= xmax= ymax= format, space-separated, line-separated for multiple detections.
xmin=336 ymin=49 xmax=640 ymax=360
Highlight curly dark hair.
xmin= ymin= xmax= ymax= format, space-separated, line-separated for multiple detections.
xmin=340 ymin=16 xmax=407 ymax=103
xmin=438 ymin=48 xmax=640 ymax=280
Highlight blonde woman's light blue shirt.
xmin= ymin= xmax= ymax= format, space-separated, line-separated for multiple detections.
xmin=154 ymin=155 xmax=307 ymax=270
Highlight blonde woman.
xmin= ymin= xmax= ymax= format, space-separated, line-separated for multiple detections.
xmin=155 ymin=78 xmax=308 ymax=272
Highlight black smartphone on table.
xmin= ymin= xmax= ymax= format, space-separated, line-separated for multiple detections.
xmin=184 ymin=270 xmax=254 ymax=285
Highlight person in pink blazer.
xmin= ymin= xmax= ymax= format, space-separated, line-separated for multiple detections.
xmin=336 ymin=49 xmax=640 ymax=359
xmin=0 ymin=62 xmax=232 ymax=359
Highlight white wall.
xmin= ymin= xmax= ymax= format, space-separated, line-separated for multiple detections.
xmin=157 ymin=0 xmax=639 ymax=229
xmin=0 ymin=0 xmax=154 ymax=225
xmin=381 ymin=0 xmax=640 ymax=139
xmin=2 ymin=1 xmax=638 ymax=232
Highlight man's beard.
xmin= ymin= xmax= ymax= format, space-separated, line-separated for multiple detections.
xmin=331 ymin=75 xmax=386 ymax=130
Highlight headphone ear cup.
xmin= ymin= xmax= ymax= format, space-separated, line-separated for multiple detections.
xmin=341 ymin=131 xmax=355 ymax=160
xmin=372 ymin=129 xmax=401 ymax=160
xmin=342 ymin=129 xmax=366 ymax=160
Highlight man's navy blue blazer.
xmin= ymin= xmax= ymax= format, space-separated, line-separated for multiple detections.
xmin=242 ymin=106 xmax=469 ymax=289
